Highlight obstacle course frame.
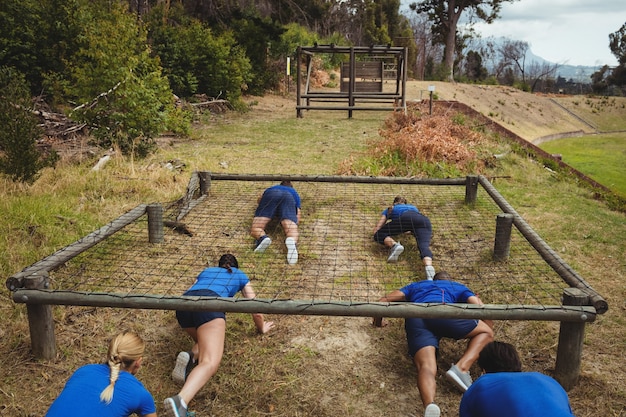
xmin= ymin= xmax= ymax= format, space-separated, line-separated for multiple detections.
xmin=6 ymin=173 xmax=607 ymax=390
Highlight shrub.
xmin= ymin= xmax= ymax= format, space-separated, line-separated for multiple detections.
xmin=0 ymin=67 xmax=57 ymax=183
xmin=147 ymin=5 xmax=252 ymax=103
xmin=66 ymin=2 xmax=188 ymax=157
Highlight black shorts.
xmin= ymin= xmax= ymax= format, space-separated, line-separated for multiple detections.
xmin=176 ymin=289 xmax=226 ymax=329
xmin=405 ymin=317 xmax=478 ymax=357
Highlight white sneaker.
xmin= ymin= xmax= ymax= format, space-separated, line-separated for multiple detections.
xmin=424 ymin=403 xmax=441 ymax=417
xmin=387 ymin=243 xmax=404 ymax=262
xmin=254 ymin=235 xmax=271 ymax=253
xmin=425 ymin=265 xmax=436 ymax=280
xmin=286 ymin=237 xmax=298 ymax=264
xmin=171 ymin=351 xmax=190 ymax=384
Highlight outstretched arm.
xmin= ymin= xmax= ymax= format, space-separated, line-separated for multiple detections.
xmin=373 ymin=290 xmax=406 ymax=327
xmin=373 ymin=214 xmax=387 ymax=233
xmin=241 ymin=283 xmax=275 ymax=334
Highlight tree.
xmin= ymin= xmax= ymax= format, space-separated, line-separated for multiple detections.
xmin=409 ymin=0 xmax=518 ymax=81
xmin=409 ymin=13 xmax=441 ymax=80
xmin=608 ymin=22 xmax=626 ymax=89
xmin=67 ymin=1 xmax=186 ymax=156
xmin=464 ymin=50 xmax=487 ymax=81
xmin=499 ymin=39 xmax=528 ymax=84
xmin=527 ymin=61 xmax=560 ymax=93
xmin=590 ymin=65 xmax=610 ymax=94
xmin=0 ymin=67 xmax=57 ymax=183
xmin=147 ymin=4 xmax=253 ymax=100
xmin=609 ymin=22 xmax=626 ymax=65
xmin=0 ymin=0 xmax=82 ymax=97
xmin=591 ymin=22 xmax=626 ymax=93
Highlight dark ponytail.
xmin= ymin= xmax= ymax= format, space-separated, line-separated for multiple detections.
xmin=218 ymin=253 xmax=239 ymax=273
xmin=393 ymin=196 xmax=407 ymax=205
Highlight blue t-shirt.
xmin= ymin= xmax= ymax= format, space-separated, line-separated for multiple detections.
xmin=400 ymin=280 xmax=475 ymax=304
xmin=459 ymin=372 xmax=575 ymax=417
xmin=188 ymin=266 xmax=250 ymax=297
xmin=46 ymin=364 xmax=156 ymax=417
xmin=267 ymin=184 xmax=301 ymax=209
xmin=382 ymin=204 xmax=419 ymax=221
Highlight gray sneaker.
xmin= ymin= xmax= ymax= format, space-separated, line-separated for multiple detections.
xmin=172 ymin=351 xmax=195 ymax=384
xmin=446 ymin=363 xmax=472 ymax=392
xmin=163 ymin=395 xmax=187 ymax=417
xmin=387 ymin=243 xmax=404 ymax=262
xmin=424 ymin=403 xmax=441 ymax=417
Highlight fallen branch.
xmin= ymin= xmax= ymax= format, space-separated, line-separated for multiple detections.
xmin=70 ymin=79 xmax=124 ymax=115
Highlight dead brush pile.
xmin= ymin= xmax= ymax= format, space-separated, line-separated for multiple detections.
xmin=339 ymin=101 xmax=491 ymax=177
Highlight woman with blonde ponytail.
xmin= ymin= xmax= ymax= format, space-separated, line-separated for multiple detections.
xmin=46 ymin=332 xmax=157 ymax=417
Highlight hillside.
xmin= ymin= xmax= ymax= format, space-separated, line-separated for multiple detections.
xmin=405 ymin=81 xmax=620 ymax=141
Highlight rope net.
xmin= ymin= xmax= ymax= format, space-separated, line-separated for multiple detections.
xmin=44 ymin=177 xmax=572 ymax=313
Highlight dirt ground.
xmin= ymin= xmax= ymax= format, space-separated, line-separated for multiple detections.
xmin=2 ymin=81 xmax=625 ymax=417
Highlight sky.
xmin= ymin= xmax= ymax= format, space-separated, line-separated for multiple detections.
xmin=468 ymin=0 xmax=626 ymax=67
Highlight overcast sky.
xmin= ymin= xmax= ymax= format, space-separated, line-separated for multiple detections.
xmin=469 ymin=0 xmax=625 ymax=67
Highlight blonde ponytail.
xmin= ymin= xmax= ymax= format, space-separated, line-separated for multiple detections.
xmin=99 ymin=332 xmax=145 ymax=405
xmin=100 ymin=359 xmax=121 ymax=404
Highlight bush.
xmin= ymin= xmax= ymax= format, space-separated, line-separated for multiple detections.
xmin=147 ymin=5 xmax=252 ymax=102
xmin=66 ymin=2 xmax=189 ymax=157
xmin=0 ymin=67 xmax=57 ymax=183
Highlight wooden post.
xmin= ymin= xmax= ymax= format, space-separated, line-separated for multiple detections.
xmin=296 ymin=46 xmax=302 ymax=118
xmin=23 ymin=271 xmax=56 ymax=359
xmin=493 ymin=213 xmax=514 ymax=261
xmin=429 ymin=90 xmax=433 ymax=115
xmin=464 ymin=175 xmax=478 ymax=205
xmin=147 ymin=203 xmax=163 ymax=243
xmin=199 ymin=171 xmax=210 ymax=195
xmin=349 ymin=47 xmax=355 ymax=119
xmin=555 ymin=288 xmax=588 ymax=390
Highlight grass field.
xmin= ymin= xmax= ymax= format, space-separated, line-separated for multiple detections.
xmin=1 ymin=85 xmax=625 ymax=416
xmin=539 ymin=133 xmax=626 ymax=198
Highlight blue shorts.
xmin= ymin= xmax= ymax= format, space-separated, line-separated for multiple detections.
xmin=254 ymin=188 xmax=298 ymax=223
xmin=405 ymin=317 xmax=478 ymax=358
xmin=176 ymin=289 xmax=226 ymax=329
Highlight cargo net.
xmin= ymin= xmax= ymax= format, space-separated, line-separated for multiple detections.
xmin=44 ymin=176 xmax=574 ymax=311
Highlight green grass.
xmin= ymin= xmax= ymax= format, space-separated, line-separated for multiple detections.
xmin=2 ymin=94 xmax=626 ymax=417
xmin=539 ymin=133 xmax=626 ymax=197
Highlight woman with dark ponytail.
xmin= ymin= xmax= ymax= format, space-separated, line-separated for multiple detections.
xmin=164 ymin=253 xmax=274 ymax=417
xmin=373 ymin=196 xmax=436 ymax=280
xmin=46 ymin=332 xmax=156 ymax=417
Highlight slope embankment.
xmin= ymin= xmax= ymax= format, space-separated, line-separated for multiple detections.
xmin=405 ymin=81 xmax=595 ymax=141
xmin=404 ymin=82 xmax=616 ymax=197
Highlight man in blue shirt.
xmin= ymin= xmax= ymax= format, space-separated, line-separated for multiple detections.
xmin=460 ymin=341 xmax=576 ymax=417
xmin=373 ymin=271 xmax=494 ymax=417
xmin=250 ymin=180 xmax=301 ymax=264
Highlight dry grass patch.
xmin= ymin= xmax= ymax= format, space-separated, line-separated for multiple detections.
xmin=1 ymin=86 xmax=625 ymax=416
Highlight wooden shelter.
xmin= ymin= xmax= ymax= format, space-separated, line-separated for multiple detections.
xmin=296 ymin=45 xmax=408 ymax=118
